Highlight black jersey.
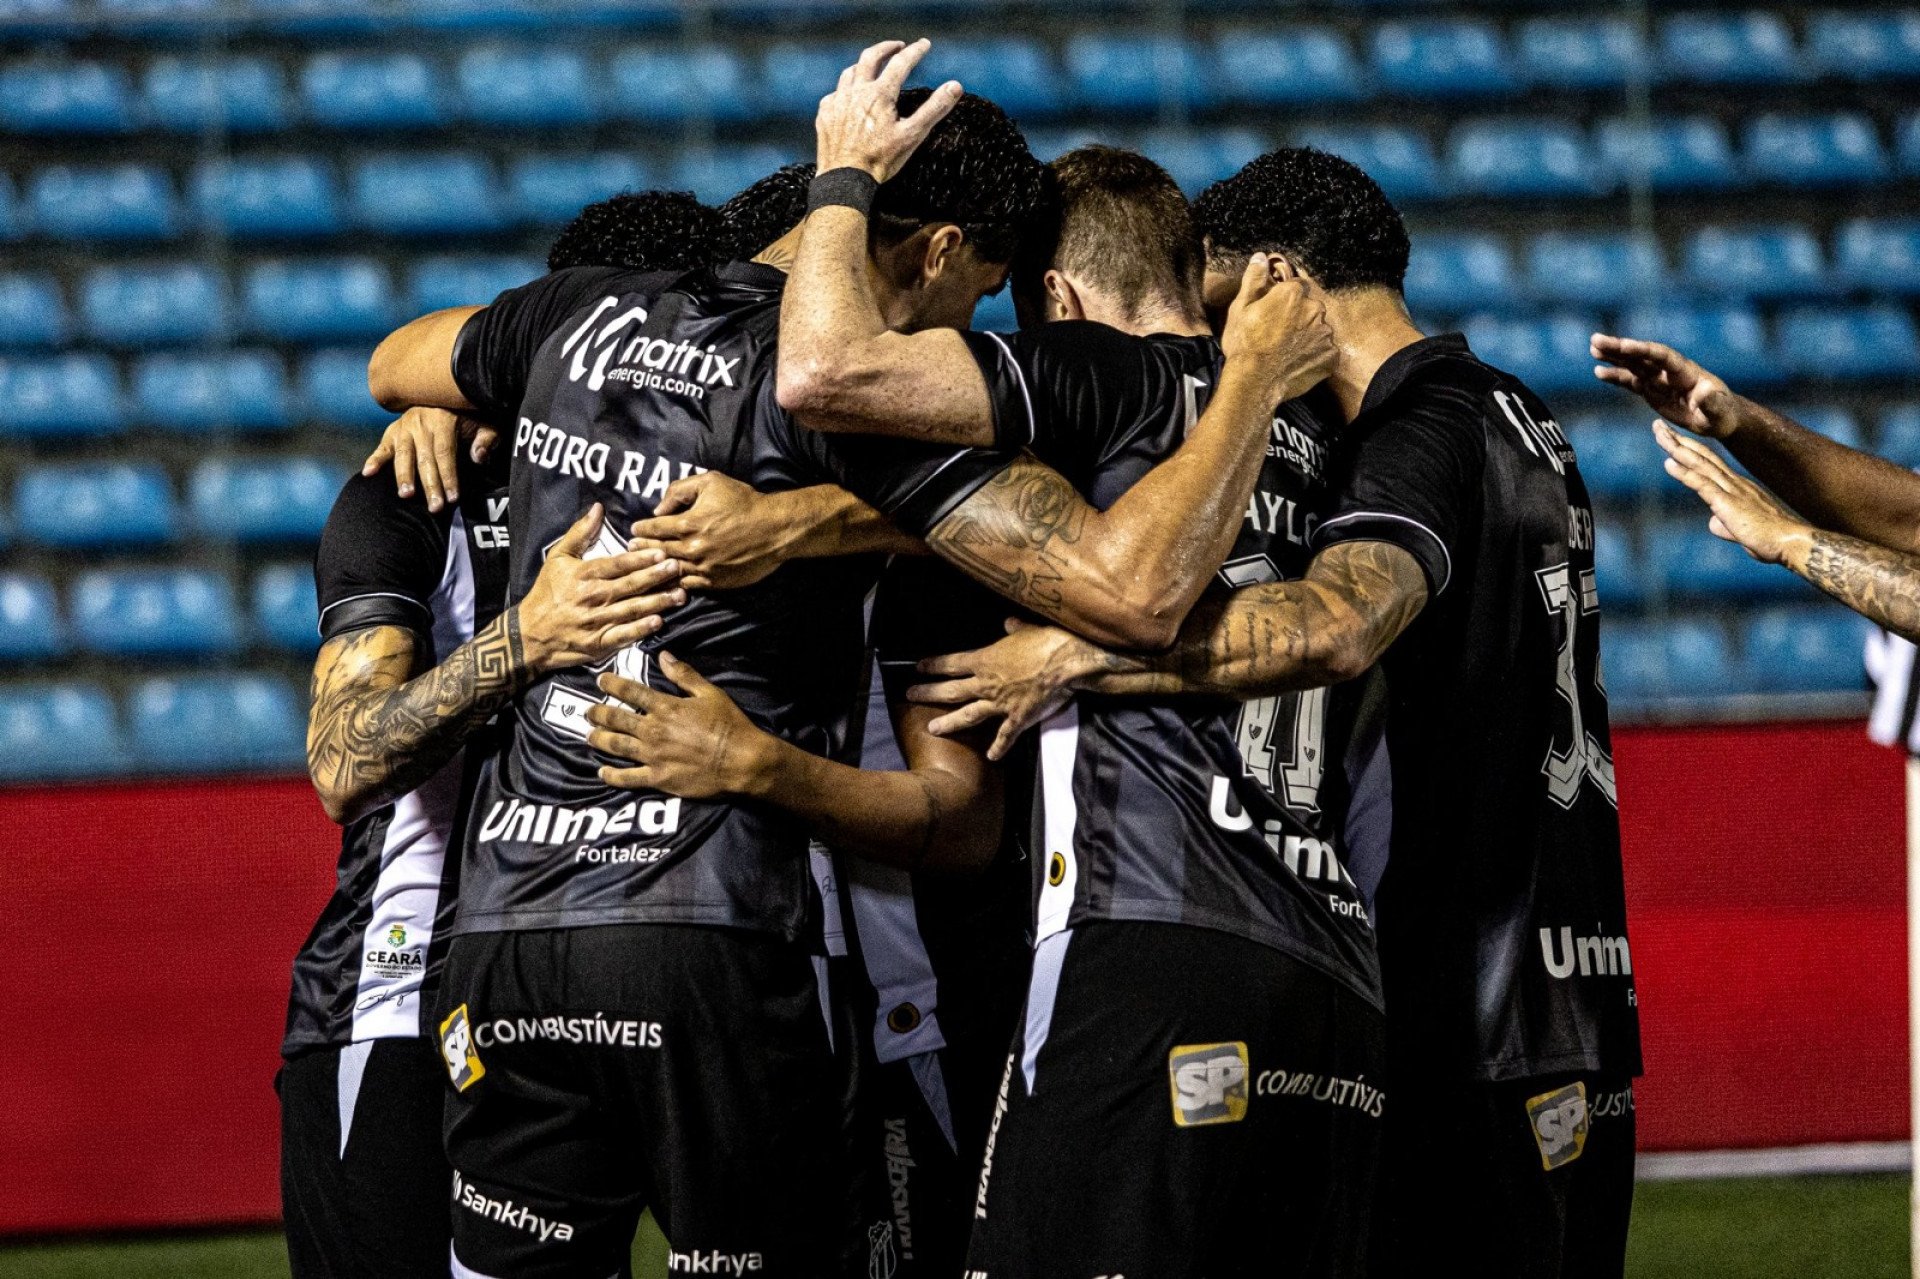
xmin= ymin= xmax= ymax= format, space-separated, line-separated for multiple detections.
xmin=282 ymin=463 xmax=512 ymax=1058
xmin=1315 ymin=334 xmax=1641 ymax=1082
xmin=950 ymin=322 xmax=1381 ymax=1011
xmin=447 ymin=263 xmax=1007 ymax=944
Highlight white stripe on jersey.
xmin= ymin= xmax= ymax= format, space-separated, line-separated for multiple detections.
xmin=847 ymin=856 xmax=948 ymax=1064
xmin=1035 ymin=706 xmax=1082 ymax=943
xmin=334 ymin=1039 xmax=374 ymax=1158
xmin=1867 ymin=627 xmax=1920 ymax=756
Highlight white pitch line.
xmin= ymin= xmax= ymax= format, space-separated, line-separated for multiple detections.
xmin=1638 ymin=1142 xmax=1913 ymax=1181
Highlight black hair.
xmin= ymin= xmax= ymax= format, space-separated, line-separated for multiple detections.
xmin=716 ymin=162 xmax=815 ymax=261
xmin=1044 ymin=145 xmax=1204 ymax=321
xmin=872 ymin=88 xmax=1049 ymax=266
xmin=1193 ymin=147 xmax=1410 ymax=293
xmin=546 ymin=189 xmax=722 ymax=273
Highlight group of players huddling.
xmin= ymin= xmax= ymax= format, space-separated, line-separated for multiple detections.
xmin=277 ymin=38 xmax=1641 ymax=1279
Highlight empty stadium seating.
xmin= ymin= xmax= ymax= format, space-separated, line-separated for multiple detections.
xmin=128 ymin=674 xmax=304 ymax=772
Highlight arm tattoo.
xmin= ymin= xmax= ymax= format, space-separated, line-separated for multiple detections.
xmin=1802 ymin=531 xmax=1920 ymax=642
xmin=307 ymin=609 xmax=531 ymax=820
xmin=925 ymin=454 xmax=1088 ymax=615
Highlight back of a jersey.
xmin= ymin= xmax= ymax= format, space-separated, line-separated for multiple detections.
xmin=452 ymin=262 xmax=874 ymax=944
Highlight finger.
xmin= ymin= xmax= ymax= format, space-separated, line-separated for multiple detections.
xmin=1707 ymin=514 xmax=1735 ymax=543
xmin=471 ymin=425 xmax=499 ymax=464
xmin=988 ymin=718 xmax=1023 ymax=763
xmin=855 ymin=39 xmax=907 ymax=82
xmin=597 ymin=765 xmax=655 ymax=791
xmin=392 ymin=430 xmax=417 ymax=499
xmin=654 ymin=474 xmax=711 ymax=516
xmin=677 ymin=574 xmax=714 ymax=592
xmin=584 ymin=701 xmax=648 ymax=738
xmin=1003 ymin=616 xmax=1031 ymax=634
xmin=1593 ymin=365 xmax=1641 ymax=390
xmin=414 ymin=435 xmax=447 ymax=513
xmin=361 ymin=433 xmax=394 ymax=477
xmin=602 ymin=558 xmax=683 ymax=598
xmin=597 ymin=618 xmax=668 ymax=651
xmin=905 ymin=677 xmax=980 ymax=706
xmin=1662 ymin=457 xmax=1720 ymax=500
xmin=597 ymin=671 xmax=664 ymax=711
xmin=597 ymin=590 xmax=688 ymax=629
xmin=878 ymin=36 xmax=932 ymax=91
xmin=927 ymin=700 xmax=1001 ymax=738
xmin=915 ymin=651 xmax=978 ymax=677
xmin=900 ymin=79 xmax=962 ymax=143
xmin=1235 ymin=252 xmax=1275 ymax=306
xmin=657 ymin=650 xmax=716 ymax=695
xmin=583 ymin=547 xmax=670 ymax=581
xmin=551 ymin=503 xmax=605 ymax=560
xmin=586 ymin=724 xmax=652 ymax=764
xmin=627 ymin=515 xmax=696 ymax=544
xmin=433 ymin=417 xmax=460 ymax=505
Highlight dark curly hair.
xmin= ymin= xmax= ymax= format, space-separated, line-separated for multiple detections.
xmin=1193 ymin=148 xmax=1410 ymax=293
xmin=716 ymin=162 xmax=815 ymax=261
xmin=546 ymin=189 xmax=722 ymax=273
xmin=873 ymin=88 xmax=1049 ymax=266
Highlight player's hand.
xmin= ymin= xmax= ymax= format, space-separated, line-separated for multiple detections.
xmin=361 ymin=406 xmax=501 ymax=512
xmin=626 ymin=472 xmax=800 ymax=591
xmin=1654 ymin=421 xmax=1811 ymax=565
xmin=1591 ymin=334 xmax=1738 ymax=440
xmin=815 ymin=38 xmax=962 ymax=182
xmin=516 ymin=505 xmax=688 ymax=675
xmin=1218 ymin=254 xmax=1336 ymax=404
xmin=587 ymin=654 xmax=777 ymax=799
xmin=908 ymin=618 xmax=1107 ymax=761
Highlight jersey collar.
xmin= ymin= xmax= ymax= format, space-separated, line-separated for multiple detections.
xmin=715 ymin=260 xmax=788 ymax=294
xmin=1357 ymin=332 xmax=1472 ymax=419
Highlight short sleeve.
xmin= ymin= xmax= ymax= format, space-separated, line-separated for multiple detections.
xmin=314 ymin=472 xmax=454 ymax=643
xmin=1315 ymin=391 xmax=1486 ymax=597
xmin=450 ymin=265 xmax=632 ymax=421
xmin=871 ymin=558 xmax=1012 ymax=702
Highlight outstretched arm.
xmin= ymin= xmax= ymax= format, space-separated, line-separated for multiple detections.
xmin=1594 ymin=332 xmax=1920 ymax=556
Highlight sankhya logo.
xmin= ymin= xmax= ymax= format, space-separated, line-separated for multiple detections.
xmin=668 ymin=1249 xmax=763 ymax=1274
xmin=560 ymin=295 xmax=741 ymax=395
xmin=453 ymin=1171 xmax=573 ymax=1243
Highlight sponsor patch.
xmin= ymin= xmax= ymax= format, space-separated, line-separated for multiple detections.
xmin=1526 ymin=1081 xmax=1590 ymax=1171
xmin=440 ymin=1003 xmax=485 ymax=1092
xmin=1168 ymin=1041 xmax=1249 ymax=1127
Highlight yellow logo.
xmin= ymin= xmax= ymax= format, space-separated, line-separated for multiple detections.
xmin=1047 ymin=853 xmax=1066 ymax=886
xmin=1526 ymin=1082 xmax=1590 ymax=1170
xmin=439 ymin=1004 xmax=486 ymax=1092
xmin=1168 ymin=1042 xmax=1249 ymax=1127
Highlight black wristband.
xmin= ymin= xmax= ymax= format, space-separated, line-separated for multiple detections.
xmin=807 ymin=167 xmax=880 ymax=217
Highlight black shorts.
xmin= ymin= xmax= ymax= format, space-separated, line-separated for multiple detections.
xmin=437 ymin=924 xmax=855 ymax=1279
xmin=966 ymin=920 xmax=1387 ymax=1279
xmin=1373 ymin=1071 xmax=1637 ymax=1279
xmin=279 ymin=1036 xmax=452 ymax=1279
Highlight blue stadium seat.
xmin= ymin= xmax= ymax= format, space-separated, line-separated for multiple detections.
xmin=1291 ymin=126 xmax=1442 ymax=202
xmin=1596 ymin=116 xmax=1743 ymax=191
xmin=133 ymin=351 xmax=291 ymax=434
xmin=351 ymin=152 xmax=505 ymax=236
xmin=250 ymin=0 xmax=384 ymax=38
xmin=129 ymin=674 xmax=305 ymax=773
xmin=190 ymin=456 xmax=339 ymax=543
xmin=1660 ymin=11 xmax=1803 ymax=84
xmin=1746 ymin=114 xmax=1889 ymax=187
xmin=1516 ymin=17 xmax=1646 ymax=90
xmin=1604 ymin=619 xmax=1742 ymax=705
xmin=299 ymin=347 xmax=390 ymax=429
xmin=1881 ymin=403 xmax=1920 ymax=467
xmin=457 ymin=45 xmax=598 ymax=126
xmin=1402 ymin=233 xmax=1516 ymax=314
xmin=253 ymin=564 xmax=320 ymax=653
xmin=0 ymin=175 xmax=18 ymax=241
xmin=242 ymin=259 xmax=394 ymax=341
xmin=0 ymin=683 xmax=129 ymax=782
xmin=1592 ymin=524 xmax=1645 ymax=610
xmin=1526 ymin=233 xmax=1664 ymax=308
xmin=764 ymin=43 xmax=867 ymax=118
xmin=1836 ymin=219 xmax=1920 ymax=295
xmin=78 ymin=263 xmax=227 ymax=347
xmin=0 ymin=573 xmax=64 ymax=662
xmin=509 ymin=152 xmax=649 ymax=225
xmin=607 ymin=44 xmax=756 ymax=124
xmin=27 ymin=164 xmax=178 ymax=240
xmin=1214 ymin=27 xmax=1365 ymax=105
xmin=142 ymin=56 xmax=289 ymax=133
xmin=0 ymin=355 xmax=123 ymax=438
xmin=301 ymin=52 xmax=443 ymax=129
xmin=1063 ymin=35 xmax=1213 ymax=113
xmin=14 ymin=463 xmax=176 ymax=548
xmin=1807 ymin=11 xmax=1920 ymax=82
xmin=920 ymin=38 xmax=1064 ymax=118
xmin=1743 ymin=606 xmax=1870 ymax=694
xmin=0 ymin=273 xmax=68 ymax=348
xmin=673 ymin=146 xmax=798 ymax=205
xmin=1563 ymin=413 xmax=1662 ymax=505
xmin=1777 ymin=305 xmax=1920 ymax=379
xmin=1139 ymin=128 xmax=1266 ymax=196
xmin=1650 ymin=518 xmax=1810 ymax=600
xmin=1617 ymin=301 xmax=1780 ymax=388
xmin=1449 ymin=119 xmax=1605 ymax=198
xmin=191 ymin=156 xmax=342 ymax=239
xmin=409 ymin=256 xmax=542 ymax=312
xmin=971 ymin=290 xmax=1016 ymax=334
xmin=72 ymin=569 xmax=241 ymax=659
xmin=1371 ymin=20 xmax=1514 ymax=98
xmin=1460 ymin=312 xmax=1599 ymax=396
xmin=0 ymin=60 xmax=134 ymax=133
xmin=1682 ymin=225 xmax=1830 ymax=300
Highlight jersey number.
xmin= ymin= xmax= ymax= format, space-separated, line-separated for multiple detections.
xmin=1537 ymin=562 xmax=1617 ymax=809
xmin=540 ymin=523 xmax=652 ymax=743
xmin=1236 ymin=687 xmax=1327 ymax=815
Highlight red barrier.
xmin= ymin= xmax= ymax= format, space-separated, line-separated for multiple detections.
xmin=0 ymin=721 xmax=1908 ymax=1233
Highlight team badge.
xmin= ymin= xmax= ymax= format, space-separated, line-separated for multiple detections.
xmin=1168 ymin=1042 xmax=1249 ymax=1127
xmin=440 ymin=1004 xmax=486 ymax=1092
xmin=387 ymin=923 xmax=407 ymax=947
xmin=1526 ymin=1082 xmax=1590 ymax=1170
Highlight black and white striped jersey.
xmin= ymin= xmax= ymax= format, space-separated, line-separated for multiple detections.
xmin=1316 ymin=334 xmax=1641 ymax=1082
xmin=282 ymin=463 xmax=512 ymax=1058
xmin=955 ymin=322 xmax=1384 ymax=1012
xmin=1868 ymin=628 xmax=1920 ymax=755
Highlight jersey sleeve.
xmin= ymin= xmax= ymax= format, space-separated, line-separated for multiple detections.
xmin=871 ymin=558 xmax=1012 ymax=703
xmin=450 ymin=265 xmax=631 ymax=421
xmin=1313 ymin=390 xmax=1486 ymax=597
xmin=314 ymin=472 xmax=454 ymax=644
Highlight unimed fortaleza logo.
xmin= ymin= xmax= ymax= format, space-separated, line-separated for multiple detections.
xmin=1168 ymin=1041 xmax=1250 ymax=1127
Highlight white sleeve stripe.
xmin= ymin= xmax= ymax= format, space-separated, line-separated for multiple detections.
xmin=1315 ymin=510 xmax=1453 ymax=594
xmin=882 ymin=447 xmax=979 ymax=525
xmin=983 ymin=330 xmax=1036 ymax=447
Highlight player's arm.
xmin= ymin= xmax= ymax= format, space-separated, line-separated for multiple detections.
xmin=308 ymin=506 xmax=688 ymax=824
xmin=586 ymin=654 xmax=1002 ymax=874
xmin=1594 ymin=332 xmax=1920 ymax=556
xmin=368 ymin=307 xmax=479 ymax=413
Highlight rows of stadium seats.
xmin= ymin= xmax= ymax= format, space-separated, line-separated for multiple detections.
xmin=7 ymin=14 xmax=1920 ymax=138
xmin=1606 ymin=606 xmax=1871 ymax=703
xmin=0 ymin=675 xmax=304 ymax=779
xmin=1 ymin=458 xmax=342 ymax=543
xmin=0 ymin=562 xmax=315 ymax=660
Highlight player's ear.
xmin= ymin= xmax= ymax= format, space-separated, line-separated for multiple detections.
xmin=1043 ymin=269 xmax=1084 ymax=323
xmin=919 ymin=223 xmax=966 ymax=287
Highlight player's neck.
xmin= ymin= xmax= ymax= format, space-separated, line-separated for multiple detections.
xmin=1323 ymin=289 xmax=1427 ymax=423
xmin=1099 ymin=293 xmax=1210 ymax=339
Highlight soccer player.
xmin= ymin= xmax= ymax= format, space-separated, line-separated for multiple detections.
xmin=545 ymin=189 xmax=723 ymax=274
xmin=916 ymin=149 xmax=1643 ymax=1279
